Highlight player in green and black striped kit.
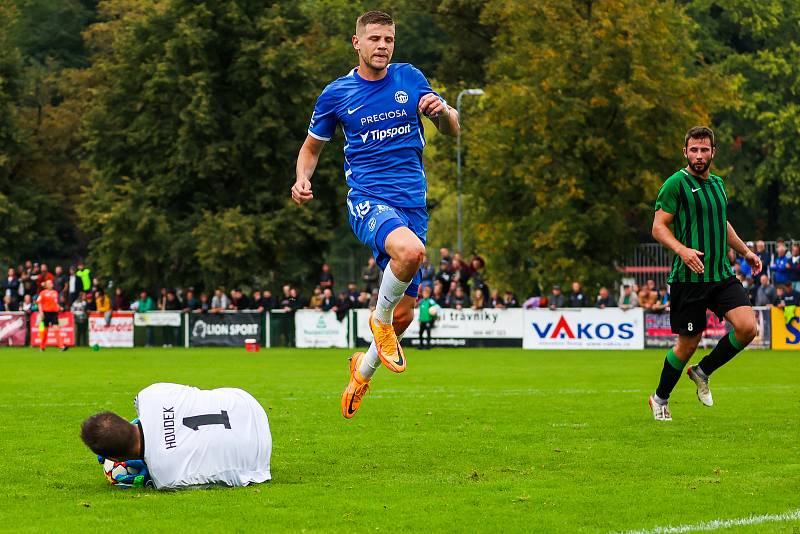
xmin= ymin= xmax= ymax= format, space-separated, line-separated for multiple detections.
xmin=648 ymin=126 xmax=761 ymax=421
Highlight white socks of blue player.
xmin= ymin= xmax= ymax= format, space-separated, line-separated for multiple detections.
xmin=359 ymin=264 xmax=411 ymax=380
xmin=359 ymin=343 xmax=381 ymax=379
xmin=374 ymin=264 xmax=411 ymax=324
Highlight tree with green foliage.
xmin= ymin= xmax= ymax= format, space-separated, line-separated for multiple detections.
xmin=8 ymin=0 xmax=96 ymax=69
xmin=79 ymin=0 xmax=351 ymax=291
xmin=0 ymin=4 xmax=31 ymax=264
xmin=0 ymin=0 xmax=99 ymax=263
xmin=464 ymin=0 xmax=732 ymax=296
xmin=686 ymin=0 xmax=800 ymax=238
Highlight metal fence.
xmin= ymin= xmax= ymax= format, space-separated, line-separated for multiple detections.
xmin=621 ymin=241 xmax=780 ymax=287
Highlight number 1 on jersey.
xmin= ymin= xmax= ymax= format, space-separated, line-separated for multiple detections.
xmin=183 ymin=410 xmax=232 ymax=431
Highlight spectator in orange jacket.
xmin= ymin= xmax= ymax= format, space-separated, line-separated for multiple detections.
xmin=95 ymin=288 xmax=111 ymax=313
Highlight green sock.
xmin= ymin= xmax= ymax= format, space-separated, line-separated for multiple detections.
xmin=655 ymin=349 xmax=687 ymax=400
xmin=698 ymin=331 xmax=745 ymax=376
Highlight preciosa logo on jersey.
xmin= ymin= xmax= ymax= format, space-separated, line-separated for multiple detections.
xmin=394 ymin=91 xmax=408 ymax=104
xmin=360 ymin=108 xmax=408 ymax=126
xmin=359 ymin=124 xmax=412 ymax=143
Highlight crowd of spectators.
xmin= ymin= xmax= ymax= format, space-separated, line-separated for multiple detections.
xmin=734 ymin=239 xmax=800 ymax=309
xmin=3 ymin=239 xmax=798 ymax=330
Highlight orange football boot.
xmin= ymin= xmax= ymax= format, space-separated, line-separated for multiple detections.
xmin=369 ymin=312 xmax=407 ymax=373
xmin=341 ymin=352 xmax=370 ymax=419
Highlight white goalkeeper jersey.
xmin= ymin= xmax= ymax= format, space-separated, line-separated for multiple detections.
xmin=135 ymin=383 xmax=271 ymax=490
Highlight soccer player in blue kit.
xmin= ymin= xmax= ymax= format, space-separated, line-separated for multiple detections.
xmin=291 ymin=10 xmax=460 ymax=418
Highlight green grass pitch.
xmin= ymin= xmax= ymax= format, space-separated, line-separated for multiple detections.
xmin=0 ymin=347 xmax=798 ymax=533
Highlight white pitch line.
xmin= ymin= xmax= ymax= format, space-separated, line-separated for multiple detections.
xmin=618 ymin=509 xmax=800 ymax=534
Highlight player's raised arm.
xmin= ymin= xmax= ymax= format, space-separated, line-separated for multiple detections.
xmin=418 ymin=93 xmax=460 ymax=137
xmin=292 ymin=135 xmax=326 ymax=205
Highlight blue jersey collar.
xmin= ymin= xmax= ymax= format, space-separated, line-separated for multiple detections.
xmin=352 ymin=64 xmax=393 ymax=84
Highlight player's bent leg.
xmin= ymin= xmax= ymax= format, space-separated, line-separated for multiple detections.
xmin=342 ymin=352 xmax=370 ymax=419
xmin=370 ymin=229 xmax=423 ymax=373
xmin=726 ymin=305 xmax=758 ymax=347
xmin=370 ymin=295 xmax=415 ymax=373
xmin=695 ymin=306 xmax=756 ymax=384
xmin=383 ymin=227 xmax=426 ymax=283
xmin=376 ymin=227 xmax=424 ymax=324
xmin=359 ymin=304 xmax=415 ymax=379
xmin=392 ymin=295 xmax=416 ymax=336
xmin=686 ymin=363 xmax=713 ymax=407
xmin=650 ymin=333 xmax=701 ymax=420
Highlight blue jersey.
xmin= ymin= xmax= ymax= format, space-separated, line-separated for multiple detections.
xmin=308 ymin=63 xmax=441 ymax=208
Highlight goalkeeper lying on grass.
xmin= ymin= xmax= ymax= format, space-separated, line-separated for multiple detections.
xmin=81 ymin=383 xmax=272 ymax=490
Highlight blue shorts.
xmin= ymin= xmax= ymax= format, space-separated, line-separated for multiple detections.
xmin=347 ymin=190 xmax=427 ymax=298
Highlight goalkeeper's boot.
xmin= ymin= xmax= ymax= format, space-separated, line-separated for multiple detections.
xmin=687 ymin=364 xmax=713 ymax=407
xmin=341 ymin=352 xmax=370 ymax=419
xmin=369 ymin=312 xmax=406 ymax=373
xmin=648 ymin=395 xmax=672 ymax=421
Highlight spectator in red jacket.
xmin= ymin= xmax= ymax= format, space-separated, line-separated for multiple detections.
xmin=36 ymin=264 xmax=55 ymax=292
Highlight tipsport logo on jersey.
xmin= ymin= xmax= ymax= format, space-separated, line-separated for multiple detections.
xmin=359 ymin=123 xmax=412 ymax=143
xmin=523 ymin=308 xmax=644 ymax=350
xmin=358 ymin=107 xmax=413 ymax=143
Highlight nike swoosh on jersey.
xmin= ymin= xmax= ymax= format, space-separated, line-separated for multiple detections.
xmin=347 ymin=105 xmax=366 ymax=114
xmin=691 ymin=187 xmax=701 ymax=192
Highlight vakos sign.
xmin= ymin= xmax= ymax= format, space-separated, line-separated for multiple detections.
xmin=523 ymin=308 xmax=644 ymax=350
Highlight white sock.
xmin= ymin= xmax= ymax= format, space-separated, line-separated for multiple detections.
xmin=374 ymin=264 xmax=411 ymax=324
xmin=359 ymin=343 xmax=380 ymax=379
xmin=359 ymin=329 xmax=408 ymax=380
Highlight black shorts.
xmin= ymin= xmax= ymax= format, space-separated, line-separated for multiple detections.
xmin=42 ymin=311 xmax=59 ymax=327
xmin=669 ymin=277 xmax=750 ymax=336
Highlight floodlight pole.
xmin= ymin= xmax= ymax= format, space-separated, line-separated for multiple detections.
xmin=456 ymin=88 xmax=485 ymax=254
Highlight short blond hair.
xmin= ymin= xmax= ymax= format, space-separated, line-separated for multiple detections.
xmin=356 ymin=10 xmax=394 ymax=35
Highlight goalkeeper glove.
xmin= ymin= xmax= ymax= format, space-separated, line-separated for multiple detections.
xmin=97 ymin=456 xmax=152 ymax=488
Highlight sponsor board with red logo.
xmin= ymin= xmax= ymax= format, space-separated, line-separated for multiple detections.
xmin=29 ymin=312 xmax=76 ymax=347
xmin=645 ymin=308 xmax=771 ymax=349
xmin=0 ymin=312 xmax=28 ymax=346
xmin=523 ymin=308 xmax=644 ymax=350
xmin=89 ymin=312 xmax=134 ymax=347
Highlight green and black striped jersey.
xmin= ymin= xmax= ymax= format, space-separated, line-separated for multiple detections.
xmin=654 ymin=168 xmax=735 ymax=283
